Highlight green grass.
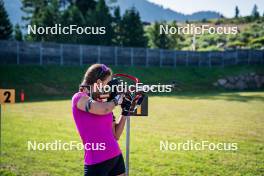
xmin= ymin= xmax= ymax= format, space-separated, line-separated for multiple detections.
xmin=0 ymin=65 xmax=264 ymax=175
xmin=1 ymin=92 xmax=264 ymax=176
xmin=0 ymin=65 xmax=264 ymax=101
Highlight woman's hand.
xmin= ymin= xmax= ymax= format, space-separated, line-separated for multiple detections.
xmin=121 ymin=93 xmax=133 ymax=116
xmin=112 ymin=94 xmax=124 ymax=106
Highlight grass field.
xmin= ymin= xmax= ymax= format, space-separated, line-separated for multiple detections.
xmin=1 ymin=92 xmax=264 ymax=176
xmin=1 ymin=65 xmax=264 ymax=100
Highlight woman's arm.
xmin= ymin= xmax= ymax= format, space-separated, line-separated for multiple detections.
xmin=77 ymin=96 xmax=116 ymax=115
xmin=113 ymin=115 xmax=127 ymax=140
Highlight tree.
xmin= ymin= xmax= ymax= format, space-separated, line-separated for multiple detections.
xmin=40 ymin=0 xmax=61 ymax=42
xmin=61 ymin=5 xmax=86 ymax=43
xmin=22 ymin=0 xmax=61 ymax=41
xmin=112 ymin=6 xmax=122 ymax=45
xmin=21 ymin=0 xmax=49 ymax=25
xmin=149 ymin=21 xmax=171 ymax=49
xmin=0 ymin=0 xmax=13 ymax=40
xmin=75 ymin=0 xmax=96 ymax=15
xmin=90 ymin=0 xmax=114 ymax=45
xmin=170 ymin=20 xmax=181 ymax=49
xmin=251 ymin=4 xmax=260 ymax=19
xmin=235 ymin=6 xmax=239 ymax=18
xmin=14 ymin=24 xmax=23 ymax=41
xmin=201 ymin=18 xmax=207 ymax=23
xmin=120 ymin=7 xmax=147 ymax=47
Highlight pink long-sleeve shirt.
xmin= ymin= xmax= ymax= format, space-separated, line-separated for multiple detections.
xmin=72 ymin=92 xmax=121 ymax=165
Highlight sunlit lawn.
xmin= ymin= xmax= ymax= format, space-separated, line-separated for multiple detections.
xmin=1 ymin=92 xmax=264 ymax=176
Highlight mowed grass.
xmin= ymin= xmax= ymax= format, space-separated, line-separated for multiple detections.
xmin=1 ymin=65 xmax=264 ymax=100
xmin=1 ymin=92 xmax=264 ymax=176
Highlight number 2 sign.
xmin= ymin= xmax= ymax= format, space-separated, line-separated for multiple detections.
xmin=0 ymin=89 xmax=15 ymax=104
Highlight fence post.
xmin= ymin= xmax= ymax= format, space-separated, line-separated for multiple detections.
xmin=97 ymin=46 xmax=101 ymax=63
xmin=130 ymin=48 xmax=134 ymax=66
xmin=248 ymin=50 xmax=251 ymax=65
xmin=146 ymin=48 xmax=149 ymax=67
xmin=39 ymin=42 xmax=43 ymax=65
xmin=174 ymin=51 xmax=176 ymax=68
xmin=262 ymin=50 xmax=264 ymax=65
xmin=160 ymin=49 xmax=163 ymax=67
xmin=60 ymin=44 xmax=64 ymax=66
xmin=221 ymin=52 xmax=224 ymax=67
xmin=115 ymin=46 xmax=118 ymax=66
xmin=235 ymin=50 xmax=238 ymax=65
xmin=198 ymin=52 xmax=201 ymax=67
xmin=209 ymin=51 xmax=212 ymax=68
xmin=16 ymin=42 xmax=20 ymax=65
xmin=79 ymin=45 xmax=83 ymax=66
xmin=186 ymin=51 xmax=189 ymax=66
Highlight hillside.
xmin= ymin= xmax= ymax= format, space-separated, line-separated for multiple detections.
xmin=108 ymin=0 xmax=221 ymax=22
xmin=163 ymin=19 xmax=264 ymax=51
xmin=0 ymin=65 xmax=263 ymax=101
xmin=3 ymin=0 xmax=221 ymax=28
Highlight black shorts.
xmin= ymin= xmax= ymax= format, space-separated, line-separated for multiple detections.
xmin=84 ymin=154 xmax=125 ymax=176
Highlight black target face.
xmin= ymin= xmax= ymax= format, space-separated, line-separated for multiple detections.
xmin=112 ymin=74 xmax=148 ymax=116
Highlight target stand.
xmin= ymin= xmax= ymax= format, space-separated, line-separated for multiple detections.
xmin=125 ymin=96 xmax=148 ymax=176
xmin=112 ymin=74 xmax=148 ymax=176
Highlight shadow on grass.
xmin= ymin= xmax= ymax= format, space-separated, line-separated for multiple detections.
xmin=157 ymin=90 xmax=264 ymax=102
